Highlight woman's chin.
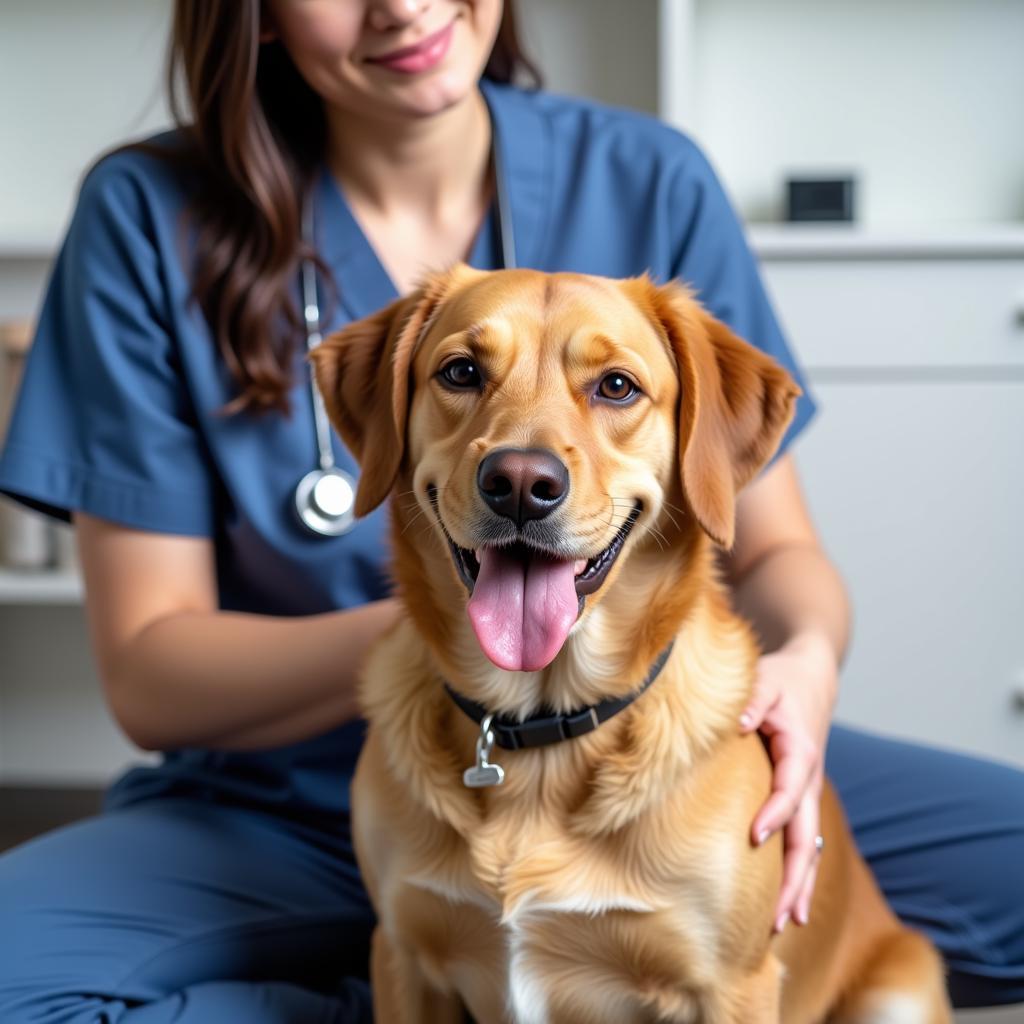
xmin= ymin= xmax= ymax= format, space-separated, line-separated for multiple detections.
xmin=380 ymin=70 xmax=480 ymax=119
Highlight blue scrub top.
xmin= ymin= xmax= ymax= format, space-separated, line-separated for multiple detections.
xmin=0 ymin=79 xmax=817 ymax=828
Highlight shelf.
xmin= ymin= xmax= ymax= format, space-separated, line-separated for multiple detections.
xmin=7 ymin=224 xmax=1024 ymax=268
xmin=0 ymin=567 xmax=83 ymax=604
xmin=749 ymin=224 xmax=1024 ymax=261
xmin=0 ymin=234 xmax=58 ymax=261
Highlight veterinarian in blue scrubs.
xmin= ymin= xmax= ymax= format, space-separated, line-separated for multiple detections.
xmin=1 ymin=1 xmax=1022 ymax=1019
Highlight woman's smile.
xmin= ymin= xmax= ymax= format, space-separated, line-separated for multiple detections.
xmin=365 ymin=16 xmax=457 ymax=74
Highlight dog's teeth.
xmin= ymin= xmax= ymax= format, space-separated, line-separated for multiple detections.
xmin=574 ymin=559 xmax=587 ymax=575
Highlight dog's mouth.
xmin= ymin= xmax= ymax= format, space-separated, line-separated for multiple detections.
xmin=427 ymin=485 xmax=641 ymax=672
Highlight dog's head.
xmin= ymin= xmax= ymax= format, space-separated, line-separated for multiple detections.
xmin=311 ymin=265 xmax=799 ymax=673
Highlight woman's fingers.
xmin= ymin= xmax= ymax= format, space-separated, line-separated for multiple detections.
xmin=772 ymin=781 xmax=822 ymax=932
xmin=738 ymin=667 xmax=779 ymax=734
xmin=794 ymin=844 xmax=822 ymax=925
xmin=739 ymin=636 xmax=837 ymax=935
xmin=750 ymin=729 xmax=817 ymax=845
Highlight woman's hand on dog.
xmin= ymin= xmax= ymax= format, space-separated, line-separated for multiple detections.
xmin=739 ymin=628 xmax=839 ymax=933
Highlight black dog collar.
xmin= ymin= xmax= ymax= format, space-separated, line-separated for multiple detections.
xmin=443 ymin=641 xmax=675 ymax=751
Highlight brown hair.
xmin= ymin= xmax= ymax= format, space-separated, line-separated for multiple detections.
xmin=164 ymin=1 xmax=542 ymax=418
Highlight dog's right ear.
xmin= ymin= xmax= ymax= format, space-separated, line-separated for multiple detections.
xmin=309 ymin=264 xmax=463 ymax=518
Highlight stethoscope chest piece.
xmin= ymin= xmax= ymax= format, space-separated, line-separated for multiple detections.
xmin=294 ymin=466 xmax=357 ymax=536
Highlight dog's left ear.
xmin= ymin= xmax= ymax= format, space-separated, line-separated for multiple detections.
xmin=648 ymin=281 xmax=802 ymax=550
xmin=308 ymin=264 xmax=462 ymax=517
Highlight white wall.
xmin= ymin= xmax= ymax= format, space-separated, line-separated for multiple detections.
xmin=689 ymin=0 xmax=1024 ymax=224
xmin=516 ymin=0 xmax=658 ymax=115
xmin=0 ymin=0 xmax=172 ymax=249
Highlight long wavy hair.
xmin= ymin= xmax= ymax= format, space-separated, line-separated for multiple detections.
xmin=162 ymin=2 xmax=542 ymax=417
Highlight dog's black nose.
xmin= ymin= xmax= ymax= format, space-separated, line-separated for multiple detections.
xmin=477 ymin=448 xmax=569 ymax=525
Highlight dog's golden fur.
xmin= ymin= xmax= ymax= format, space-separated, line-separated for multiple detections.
xmin=312 ymin=266 xmax=952 ymax=1023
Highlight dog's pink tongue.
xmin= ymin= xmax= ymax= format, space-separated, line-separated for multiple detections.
xmin=468 ymin=548 xmax=578 ymax=671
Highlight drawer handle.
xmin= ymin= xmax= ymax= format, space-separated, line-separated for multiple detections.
xmin=1014 ymin=688 xmax=1024 ymax=712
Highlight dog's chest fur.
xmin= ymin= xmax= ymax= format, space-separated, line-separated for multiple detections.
xmin=388 ymin=790 xmax=739 ymax=1024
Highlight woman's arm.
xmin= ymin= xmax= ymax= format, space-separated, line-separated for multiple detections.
xmin=717 ymin=452 xmax=852 ymax=932
xmin=75 ymin=510 xmax=400 ymax=752
xmin=720 ymin=452 xmax=850 ymax=662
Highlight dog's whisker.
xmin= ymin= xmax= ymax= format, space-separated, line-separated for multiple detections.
xmin=658 ymin=505 xmax=682 ymax=532
xmin=405 ymin=521 xmax=437 ymax=544
xmin=661 ymin=498 xmax=689 ymax=520
xmin=605 ymin=492 xmax=681 ymax=534
xmin=646 ymin=524 xmax=669 ymax=552
xmin=400 ymin=508 xmax=430 ymax=536
xmin=605 ymin=496 xmax=632 ymax=519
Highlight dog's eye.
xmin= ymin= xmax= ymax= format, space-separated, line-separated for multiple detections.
xmin=438 ymin=358 xmax=483 ymax=390
xmin=597 ymin=373 xmax=639 ymax=402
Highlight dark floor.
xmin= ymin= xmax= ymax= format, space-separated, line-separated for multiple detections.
xmin=0 ymin=785 xmax=103 ymax=852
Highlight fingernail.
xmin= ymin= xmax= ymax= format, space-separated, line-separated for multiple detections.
xmin=794 ymin=906 xmax=808 ymax=926
xmin=757 ymin=827 xmax=771 ymax=845
xmin=774 ymin=912 xmax=789 ymax=934
xmin=739 ymin=712 xmax=752 ymax=729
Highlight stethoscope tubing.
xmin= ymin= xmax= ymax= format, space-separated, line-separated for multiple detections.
xmin=301 ymin=201 xmax=337 ymax=475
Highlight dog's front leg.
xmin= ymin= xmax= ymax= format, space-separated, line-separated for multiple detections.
xmin=370 ymin=925 xmax=465 ymax=1024
xmin=719 ymin=954 xmax=784 ymax=1024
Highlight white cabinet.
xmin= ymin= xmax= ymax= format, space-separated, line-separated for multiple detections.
xmin=654 ymin=0 xmax=1024 ymax=768
xmin=756 ymin=234 xmax=1024 ymax=766
xmin=761 ymin=252 xmax=1024 ymax=371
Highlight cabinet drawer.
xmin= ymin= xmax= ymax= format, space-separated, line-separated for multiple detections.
xmin=796 ymin=380 xmax=1024 ymax=767
xmin=761 ymin=260 xmax=1024 ymax=370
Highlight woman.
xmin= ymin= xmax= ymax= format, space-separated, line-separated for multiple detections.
xmin=0 ymin=1 xmax=1021 ymax=1019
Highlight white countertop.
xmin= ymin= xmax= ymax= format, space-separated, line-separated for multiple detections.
xmin=749 ymin=223 xmax=1024 ymax=260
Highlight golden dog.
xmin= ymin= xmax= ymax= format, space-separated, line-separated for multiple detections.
xmin=311 ymin=266 xmax=952 ymax=1023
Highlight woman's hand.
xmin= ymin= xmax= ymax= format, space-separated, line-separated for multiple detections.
xmin=739 ymin=627 xmax=839 ymax=933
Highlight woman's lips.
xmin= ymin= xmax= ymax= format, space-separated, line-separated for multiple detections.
xmin=365 ymin=20 xmax=455 ymax=74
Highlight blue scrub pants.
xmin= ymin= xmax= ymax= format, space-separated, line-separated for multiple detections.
xmin=1 ymin=725 xmax=1022 ymax=1022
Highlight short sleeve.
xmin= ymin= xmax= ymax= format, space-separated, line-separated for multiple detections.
xmin=668 ymin=142 xmax=818 ymax=467
xmin=0 ymin=156 xmax=216 ymax=535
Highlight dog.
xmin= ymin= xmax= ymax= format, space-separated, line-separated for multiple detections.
xmin=311 ymin=265 xmax=953 ymax=1023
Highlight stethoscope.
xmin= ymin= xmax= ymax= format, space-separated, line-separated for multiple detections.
xmin=294 ymin=120 xmax=517 ymax=536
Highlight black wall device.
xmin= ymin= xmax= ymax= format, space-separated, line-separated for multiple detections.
xmin=786 ymin=177 xmax=856 ymax=222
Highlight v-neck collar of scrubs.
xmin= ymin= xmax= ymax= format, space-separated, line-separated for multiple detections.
xmin=311 ymin=77 xmax=552 ymax=326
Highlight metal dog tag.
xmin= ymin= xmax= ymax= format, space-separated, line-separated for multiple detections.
xmin=463 ymin=714 xmax=505 ymax=788
xmin=464 ymin=762 xmax=505 ymax=787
